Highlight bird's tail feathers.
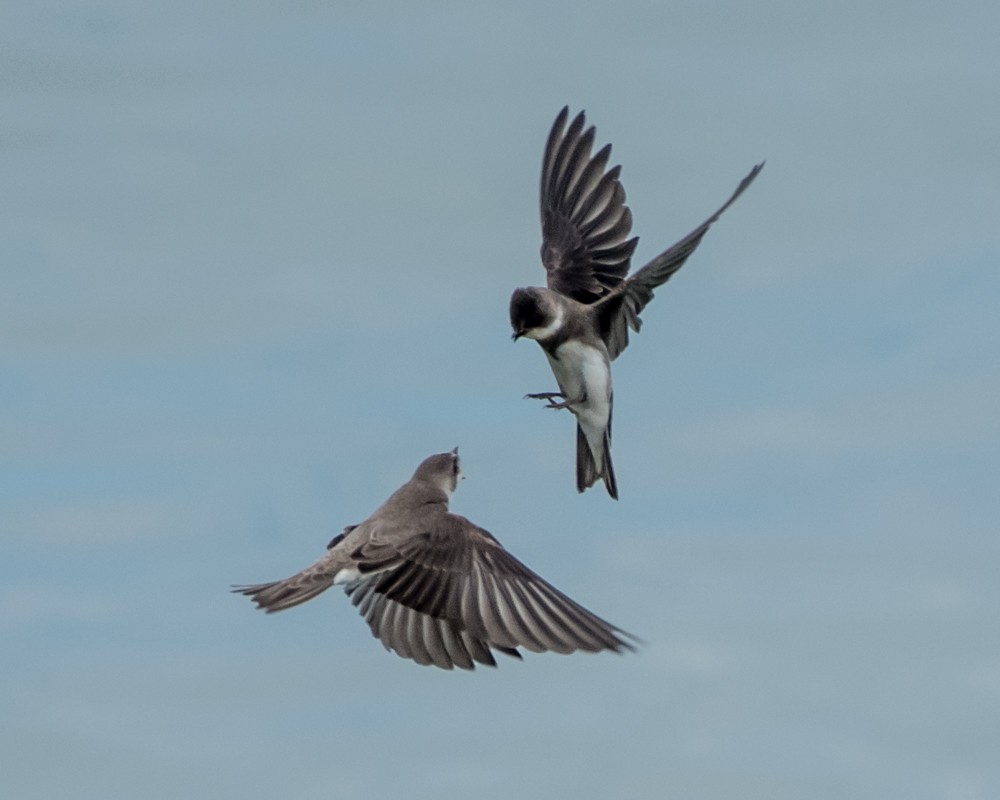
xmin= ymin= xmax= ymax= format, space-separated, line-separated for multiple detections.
xmin=232 ymin=574 xmax=334 ymax=613
xmin=576 ymin=424 xmax=618 ymax=500
xmin=601 ymin=432 xmax=618 ymax=500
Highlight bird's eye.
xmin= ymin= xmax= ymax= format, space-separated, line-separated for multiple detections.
xmin=452 ymin=458 xmax=460 ymax=475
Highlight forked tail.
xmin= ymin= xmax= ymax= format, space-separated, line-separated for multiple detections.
xmin=576 ymin=423 xmax=618 ymax=500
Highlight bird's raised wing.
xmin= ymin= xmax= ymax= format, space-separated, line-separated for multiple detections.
xmin=344 ymin=513 xmax=636 ymax=670
xmin=540 ymin=107 xmax=638 ymax=304
xmin=597 ymin=162 xmax=764 ymax=360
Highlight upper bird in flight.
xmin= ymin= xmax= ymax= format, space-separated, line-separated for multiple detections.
xmin=234 ymin=449 xmax=636 ymax=670
xmin=510 ymin=107 xmax=763 ymax=499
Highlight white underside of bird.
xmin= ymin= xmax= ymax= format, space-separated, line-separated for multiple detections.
xmin=545 ymin=339 xmax=612 ymax=473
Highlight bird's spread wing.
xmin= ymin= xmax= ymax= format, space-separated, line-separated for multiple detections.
xmin=540 ymin=107 xmax=638 ymax=304
xmin=596 ymin=162 xmax=764 ymax=360
xmin=344 ymin=514 xmax=636 ymax=670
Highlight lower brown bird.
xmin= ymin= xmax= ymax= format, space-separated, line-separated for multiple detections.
xmin=234 ymin=449 xmax=636 ymax=670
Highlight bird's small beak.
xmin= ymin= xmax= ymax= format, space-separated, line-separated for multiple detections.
xmin=451 ymin=446 xmax=459 ymax=455
xmin=511 ymin=331 xmax=522 ymax=342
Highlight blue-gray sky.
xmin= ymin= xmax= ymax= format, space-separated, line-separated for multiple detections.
xmin=3 ymin=1 xmax=999 ymax=798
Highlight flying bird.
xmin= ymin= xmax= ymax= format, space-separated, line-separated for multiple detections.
xmin=234 ymin=449 xmax=636 ymax=670
xmin=510 ymin=107 xmax=763 ymax=499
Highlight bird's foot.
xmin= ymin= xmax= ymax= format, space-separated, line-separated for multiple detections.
xmin=524 ymin=391 xmax=565 ymax=401
xmin=544 ymin=399 xmax=579 ymax=410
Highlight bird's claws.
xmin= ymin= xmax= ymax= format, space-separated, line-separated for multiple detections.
xmin=525 ymin=391 xmax=575 ymax=410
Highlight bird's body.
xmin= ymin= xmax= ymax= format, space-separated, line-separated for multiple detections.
xmin=511 ymin=107 xmax=763 ymax=499
xmin=514 ymin=288 xmax=618 ymax=497
xmin=545 ymin=336 xmax=612 ymax=469
xmin=234 ymin=449 xmax=635 ymax=670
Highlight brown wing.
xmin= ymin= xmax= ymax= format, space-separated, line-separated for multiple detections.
xmin=540 ymin=107 xmax=638 ymax=304
xmin=598 ymin=162 xmax=764 ymax=360
xmin=344 ymin=514 xmax=637 ymax=670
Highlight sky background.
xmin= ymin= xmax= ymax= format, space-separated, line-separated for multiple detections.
xmin=3 ymin=1 xmax=999 ymax=798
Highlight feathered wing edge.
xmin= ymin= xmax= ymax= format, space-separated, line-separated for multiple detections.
xmin=348 ymin=522 xmax=638 ymax=670
xmin=540 ymin=107 xmax=639 ymax=304
xmin=598 ymin=162 xmax=764 ymax=360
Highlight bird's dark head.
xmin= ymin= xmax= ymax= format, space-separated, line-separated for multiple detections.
xmin=509 ymin=287 xmax=560 ymax=341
